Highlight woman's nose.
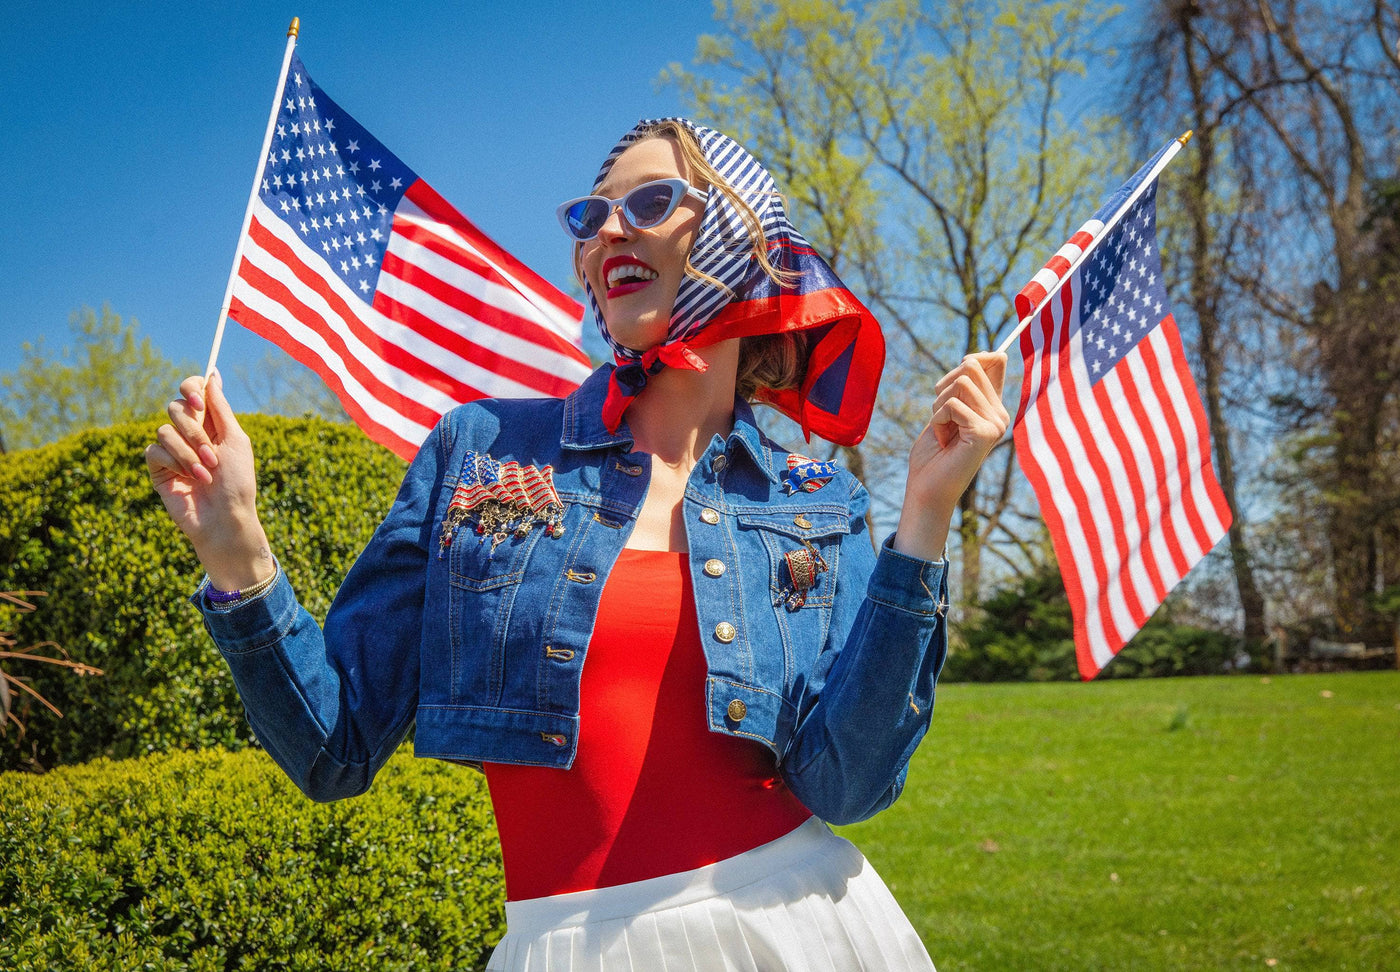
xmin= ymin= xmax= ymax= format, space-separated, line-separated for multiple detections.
xmin=596 ymin=205 xmax=632 ymax=244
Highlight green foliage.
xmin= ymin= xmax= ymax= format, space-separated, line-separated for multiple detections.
xmin=0 ymin=746 xmax=505 ymax=971
xmin=0 ymin=305 xmax=190 ymax=452
xmin=945 ymin=564 xmax=1243 ymax=681
xmin=1375 ymin=585 xmax=1400 ymax=624
xmin=0 ymin=415 xmax=404 ymax=771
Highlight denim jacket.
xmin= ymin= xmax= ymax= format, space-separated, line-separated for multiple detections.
xmin=197 ymin=365 xmax=950 ymax=825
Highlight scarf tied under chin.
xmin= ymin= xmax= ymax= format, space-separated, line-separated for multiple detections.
xmin=599 ymin=341 xmax=710 ymax=435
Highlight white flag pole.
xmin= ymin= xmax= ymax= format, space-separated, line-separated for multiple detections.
xmin=203 ymin=17 xmax=301 ymax=379
xmin=994 ymin=130 xmax=1193 ymax=357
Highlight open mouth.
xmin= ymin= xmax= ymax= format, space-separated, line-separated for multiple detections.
xmin=602 ymin=256 xmax=660 ymax=299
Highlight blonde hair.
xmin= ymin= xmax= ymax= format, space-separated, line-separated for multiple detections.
xmin=736 ymin=331 xmax=807 ymax=399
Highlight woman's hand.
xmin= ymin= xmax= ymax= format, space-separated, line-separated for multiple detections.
xmin=892 ymin=352 xmax=1011 ymax=561
xmin=145 ymin=371 xmax=274 ymax=590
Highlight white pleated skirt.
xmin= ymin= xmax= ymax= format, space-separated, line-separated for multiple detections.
xmin=485 ymin=817 xmax=935 ymax=971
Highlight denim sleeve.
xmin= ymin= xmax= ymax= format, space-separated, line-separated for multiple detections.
xmin=779 ymin=481 xmax=950 ymax=825
xmin=192 ymin=418 xmax=450 ymax=802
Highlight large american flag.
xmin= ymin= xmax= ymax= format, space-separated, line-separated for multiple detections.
xmin=228 ymin=52 xmax=591 ymax=459
xmin=1013 ymin=141 xmax=1232 ymax=680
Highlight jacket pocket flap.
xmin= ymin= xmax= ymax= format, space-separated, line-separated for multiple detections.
xmin=735 ymin=509 xmax=851 ymax=541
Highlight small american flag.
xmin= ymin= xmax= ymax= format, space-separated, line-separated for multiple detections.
xmin=1013 ymin=139 xmax=1232 ymax=680
xmin=228 ymin=52 xmax=591 ymax=460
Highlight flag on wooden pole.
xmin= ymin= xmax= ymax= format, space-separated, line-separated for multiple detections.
xmin=1011 ymin=137 xmax=1232 ymax=679
xmin=219 ymin=48 xmax=590 ymax=460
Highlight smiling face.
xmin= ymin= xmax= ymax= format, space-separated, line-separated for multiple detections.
xmin=580 ymin=137 xmax=705 ymax=354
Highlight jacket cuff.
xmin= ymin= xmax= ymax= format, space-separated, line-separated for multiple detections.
xmin=190 ymin=569 xmax=301 ymax=653
xmin=865 ymin=534 xmax=949 ymax=617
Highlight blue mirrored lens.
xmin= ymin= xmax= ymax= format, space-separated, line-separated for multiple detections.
xmin=566 ymin=198 xmax=609 ymax=239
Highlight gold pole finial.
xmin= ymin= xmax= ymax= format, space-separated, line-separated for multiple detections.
xmin=288 ymin=17 xmax=300 ymax=38
xmin=1178 ymin=129 xmax=1194 ymax=146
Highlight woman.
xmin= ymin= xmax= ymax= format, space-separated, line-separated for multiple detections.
xmin=147 ymin=118 xmax=1008 ymax=970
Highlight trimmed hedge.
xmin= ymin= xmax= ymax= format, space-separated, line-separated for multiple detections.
xmin=0 ymin=416 xmax=405 ymax=771
xmin=0 ymin=746 xmax=505 ymax=970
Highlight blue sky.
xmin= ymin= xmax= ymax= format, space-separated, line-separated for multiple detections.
xmin=0 ymin=1 xmax=721 ymax=383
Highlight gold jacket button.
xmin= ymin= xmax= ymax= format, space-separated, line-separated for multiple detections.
xmin=714 ymin=621 xmax=737 ymax=643
xmin=711 ymin=454 xmax=728 ymax=474
xmin=726 ymin=699 xmax=748 ymax=722
xmin=794 ymin=514 xmax=813 ymax=529
xmin=703 ymin=558 xmax=726 ymax=577
xmin=700 ymin=507 xmax=720 ymax=525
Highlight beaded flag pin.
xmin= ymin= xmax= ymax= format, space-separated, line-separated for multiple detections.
xmin=783 ymin=453 xmax=838 ymax=495
xmin=439 ymin=451 xmax=566 ymax=556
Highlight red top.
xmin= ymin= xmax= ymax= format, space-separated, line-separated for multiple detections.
xmin=483 ymin=548 xmax=812 ymax=900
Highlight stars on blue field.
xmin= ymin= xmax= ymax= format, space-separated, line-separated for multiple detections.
xmin=1077 ymin=183 xmax=1171 ymax=385
xmin=256 ymin=53 xmax=418 ymax=297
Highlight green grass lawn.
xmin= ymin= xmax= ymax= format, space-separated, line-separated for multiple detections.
xmin=839 ymin=671 xmax=1400 ymax=971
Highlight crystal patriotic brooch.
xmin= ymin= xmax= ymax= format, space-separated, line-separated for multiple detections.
xmin=439 ymin=451 xmax=566 ymax=556
xmin=781 ymin=539 xmax=829 ymax=610
xmin=783 ymin=453 xmax=838 ymax=495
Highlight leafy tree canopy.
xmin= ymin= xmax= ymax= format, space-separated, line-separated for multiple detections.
xmin=665 ymin=0 xmax=1124 ymax=602
xmin=0 ymin=305 xmax=190 ymax=453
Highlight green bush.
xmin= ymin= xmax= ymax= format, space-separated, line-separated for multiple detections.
xmin=0 ymin=746 xmax=506 ymax=971
xmin=0 ymin=416 xmax=405 ymax=771
xmin=945 ymin=565 xmax=1243 ymax=682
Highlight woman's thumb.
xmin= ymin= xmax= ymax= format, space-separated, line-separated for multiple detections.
xmin=203 ymin=369 xmax=241 ymax=438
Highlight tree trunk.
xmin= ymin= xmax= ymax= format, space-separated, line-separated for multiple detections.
xmin=1322 ymin=309 xmax=1386 ymax=641
xmin=1198 ymin=280 xmax=1267 ymax=646
xmin=1175 ymin=30 xmax=1269 ymax=646
xmin=840 ymin=444 xmax=878 ymax=551
xmin=958 ymin=478 xmax=982 ymax=606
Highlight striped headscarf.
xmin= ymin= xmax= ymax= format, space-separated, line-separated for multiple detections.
xmin=589 ymin=118 xmax=884 ymax=447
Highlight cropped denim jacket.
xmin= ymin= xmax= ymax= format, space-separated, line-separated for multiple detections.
xmin=196 ymin=365 xmax=950 ymax=825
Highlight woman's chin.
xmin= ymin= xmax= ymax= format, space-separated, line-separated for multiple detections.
xmin=606 ymin=321 xmax=670 ymax=355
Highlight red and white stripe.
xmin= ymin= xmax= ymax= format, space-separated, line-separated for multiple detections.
xmin=229 ymin=183 xmax=590 ymax=460
xmin=448 ymin=480 xmax=493 ymax=513
xmin=494 ymin=461 xmax=530 ymax=509
xmin=1013 ymin=222 xmax=1101 ymax=323
xmin=518 ymin=463 xmax=561 ymax=513
xmin=1014 ymin=281 xmax=1231 ymax=679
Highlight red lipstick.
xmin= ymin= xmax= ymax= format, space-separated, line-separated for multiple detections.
xmin=601 ymin=255 xmax=660 ymax=300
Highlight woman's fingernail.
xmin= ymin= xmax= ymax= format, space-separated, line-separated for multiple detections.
xmin=193 ymin=462 xmax=211 ymax=484
xmin=199 ymin=445 xmax=219 ymax=469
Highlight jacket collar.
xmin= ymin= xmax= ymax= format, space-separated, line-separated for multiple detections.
xmin=561 ymin=364 xmax=778 ymax=485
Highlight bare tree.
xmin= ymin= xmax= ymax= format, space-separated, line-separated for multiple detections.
xmin=234 ymin=347 xmax=351 ymax=422
xmin=1130 ymin=0 xmax=1271 ymax=646
xmin=1 ymin=591 xmax=104 ymax=758
xmin=1135 ymin=0 xmax=1400 ymax=641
